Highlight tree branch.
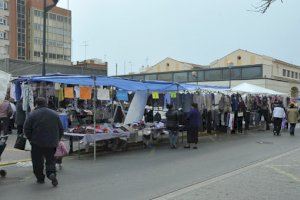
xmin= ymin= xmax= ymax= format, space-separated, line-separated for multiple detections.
xmin=255 ymin=0 xmax=284 ymax=13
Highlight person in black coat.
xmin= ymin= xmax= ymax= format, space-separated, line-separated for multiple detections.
xmin=185 ymin=103 xmax=201 ymax=149
xmin=15 ymin=99 xmax=26 ymax=135
xmin=24 ymin=97 xmax=63 ymax=187
xmin=165 ymin=104 xmax=179 ymax=149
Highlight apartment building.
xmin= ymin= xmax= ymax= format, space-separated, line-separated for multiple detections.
xmin=0 ymin=0 xmax=9 ymax=59
xmin=8 ymin=0 xmax=71 ymax=65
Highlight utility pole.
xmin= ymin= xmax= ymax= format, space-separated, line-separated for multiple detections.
xmin=115 ymin=63 xmax=118 ymax=76
xmin=81 ymin=41 xmax=88 ymax=74
xmin=42 ymin=0 xmax=59 ymax=76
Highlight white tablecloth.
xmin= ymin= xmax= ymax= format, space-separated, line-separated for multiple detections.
xmin=64 ymin=132 xmax=131 ymax=145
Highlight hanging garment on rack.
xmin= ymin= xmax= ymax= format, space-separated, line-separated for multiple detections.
xmin=80 ymin=87 xmax=92 ymax=100
xmin=56 ymin=88 xmax=64 ymax=102
xmin=97 ymin=88 xmax=110 ymax=101
xmin=182 ymin=93 xmax=192 ymax=112
xmin=219 ymin=95 xmax=225 ymax=111
xmin=21 ymin=84 xmax=34 ymax=111
xmin=10 ymin=83 xmax=16 ymax=100
xmin=228 ymin=113 xmax=235 ymax=130
xmin=45 ymin=85 xmax=55 ymax=98
xmin=206 ymin=110 xmax=212 ymax=133
xmin=206 ymin=94 xmax=212 ymax=111
xmin=64 ymin=87 xmax=74 ymax=99
xmin=164 ymin=93 xmax=171 ymax=107
xmin=74 ymin=86 xmax=80 ymax=98
xmin=54 ymin=83 xmax=61 ymax=90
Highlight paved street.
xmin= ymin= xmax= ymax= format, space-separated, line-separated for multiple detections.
xmin=1 ymin=130 xmax=300 ymax=200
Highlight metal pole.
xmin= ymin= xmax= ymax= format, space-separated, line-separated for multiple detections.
xmin=42 ymin=0 xmax=47 ymax=76
xmin=229 ymin=66 xmax=232 ymax=88
xmin=93 ymin=76 xmax=97 ymax=161
xmin=115 ymin=63 xmax=118 ymax=76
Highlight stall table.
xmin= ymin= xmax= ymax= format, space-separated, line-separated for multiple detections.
xmin=64 ymin=131 xmax=131 ymax=154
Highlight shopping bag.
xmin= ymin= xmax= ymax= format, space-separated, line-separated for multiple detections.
xmin=14 ymin=135 xmax=26 ymax=150
xmin=24 ymin=140 xmax=31 ymax=151
xmin=54 ymin=141 xmax=68 ymax=157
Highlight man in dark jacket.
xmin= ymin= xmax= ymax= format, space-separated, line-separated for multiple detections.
xmin=24 ymin=97 xmax=63 ymax=187
xmin=165 ymin=104 xmax=179 ymax=149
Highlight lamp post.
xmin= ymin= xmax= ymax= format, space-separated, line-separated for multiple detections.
xmin=229 ymin=65 xmax=232 ymax=88
xmin=42 ymin=0 xmax=59 ymax=76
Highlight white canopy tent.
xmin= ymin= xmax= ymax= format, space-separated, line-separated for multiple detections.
xmin=231 ymin=83 xmax=287 ymax=95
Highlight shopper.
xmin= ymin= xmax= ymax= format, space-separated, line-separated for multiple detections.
xmin=185 ymin=103 xmax=200 ymax=149
xmin=272 ymin=101 xmax=286 ymax=136
xmin=8 ymin=98 xmax=16 ymax=134
xmin=15 ymin=99 xmax=26 ymax=135
xmin=287 ymin=103 xmax=299 ymax=136
xmin=24 ymin=97 xmax=63 ymax=187
xmin=165 ymin=104 xmax=179 ymax=149
xmin=0 ymin=99 xmax=12 ymax=136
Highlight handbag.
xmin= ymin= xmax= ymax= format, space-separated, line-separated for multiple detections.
xmin=14 ymin=134 xmax=27 ymax=150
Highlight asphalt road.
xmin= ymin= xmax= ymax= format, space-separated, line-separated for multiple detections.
xmin=1 ymin=130 xmax=300 ymax=200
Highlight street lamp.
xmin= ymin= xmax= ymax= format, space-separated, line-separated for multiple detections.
xmin=42 ymin=0 xmax=59 ymax=76
xmin=192 ymin=71 xmax=198 ymax=85
xmin=229 ymin=65 xmax=232 ymax=88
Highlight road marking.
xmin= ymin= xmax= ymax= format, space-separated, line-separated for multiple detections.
xmin=0 ymin=159 xmax=31 ymax=167
xmin=151 ymin=147 xmax=300 ymax=200
xmin=266 ymin=165 xmax=300 ymax=182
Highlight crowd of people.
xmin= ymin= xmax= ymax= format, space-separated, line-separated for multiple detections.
xmin=165 ymin=99 xmax=300 ymax=149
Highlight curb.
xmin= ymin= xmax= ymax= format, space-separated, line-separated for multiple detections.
xmin=0 ymin=159 xmax=31 ymax=167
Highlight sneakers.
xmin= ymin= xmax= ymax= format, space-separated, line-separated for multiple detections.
xmin=48 ymin=174 xmax=58 ymax=187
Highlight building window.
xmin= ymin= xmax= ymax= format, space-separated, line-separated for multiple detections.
xmin=174 ymin=72 xmax=188 ymax=83
xmin=166 ymin=63 xmax=170 ymax=67
xmin=0 ymin=31 xmax=7 ymax=39
xmin=295 ymin=72 xmax=298 ymax=79
xmin=0 ymin=17 xmax=7 ymax=25
xmin=283 ymin=69 xmax=286 ymax=76
xmin=145 ymin=74 xmax=157 ymax=81
xmin=291 ymin=71 xmax=294 ymax=78
xmin=287 ymin=70 xmax=290 ymax=77
xmin=205 ymin=69 xmax=222 ymax=81
xmin=131 ymin=75 xmax=144 ymax=81
xmin=241 ymin=67 xmax=262 ymax=79
xmin=188 ymin=71 xmax=198 ymax=82
xmin=157 ymin=73 xmax=173 ymax=82
xmin=0 ymin=1 xmax=8 ymax=10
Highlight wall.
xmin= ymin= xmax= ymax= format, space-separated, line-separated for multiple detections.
xmin=143 ymin=58 xmax=195 ymax=73
xmin=210 ymin=49 xmax=273 ymax=68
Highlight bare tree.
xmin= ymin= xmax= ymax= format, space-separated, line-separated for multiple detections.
xmin=255 ymin=0 xmax=284 ymax=13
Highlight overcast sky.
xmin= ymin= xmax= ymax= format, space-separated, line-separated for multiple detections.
xmin=57 ymin=0 xmax=300 ymax=76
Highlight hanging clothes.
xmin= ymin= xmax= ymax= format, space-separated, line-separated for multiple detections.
xmin=54 ymin=83 xmax=61 ymax=90
xmin=182 ymin=93 xmax=192 ymax=112
xmin=74 ymin=86 xmax=80 ymax=98
xmin=10 ymin=83 xmax=16 ymax=100
xmin=164 ymin=93 xmax=171 ymax=106
xmin=80 ymin=87 xmax=92 ymax=100
xmin=64 ymin=87 xmax=74 ymax=99
xmin=22 ymin=83 xmax=34 ymax=111
xmin=116 ymin=90 xmax=128 ymax=101
xmin=56 ymin=88 xmax=64 ymax=102
xmin=97 ymin=88 xmax=110 ymax=101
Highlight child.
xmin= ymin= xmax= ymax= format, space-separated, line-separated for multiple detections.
xmin=54 ymin=141 xmax=68 ymax=170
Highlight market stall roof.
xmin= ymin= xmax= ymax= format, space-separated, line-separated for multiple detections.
xmin=231 ymin=83 xmax=286 ymax=95
xmin=13 ymin=75 xmax=230 ymax=93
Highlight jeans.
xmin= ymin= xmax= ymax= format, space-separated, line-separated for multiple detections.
xmin=290 ymin=123 xmax=296 ymax=135
xmin=31 ymin=144 xmax=56 ymax=181
xmin=273 ymin=118 xmax=283 ymax=135
xmin=169 ymin=131 xmax=178 ymax=147
xmin=17 ymin=125 xmax=23 ymax=135
xmin=0 ymin=117 xmax=9 ymax=135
